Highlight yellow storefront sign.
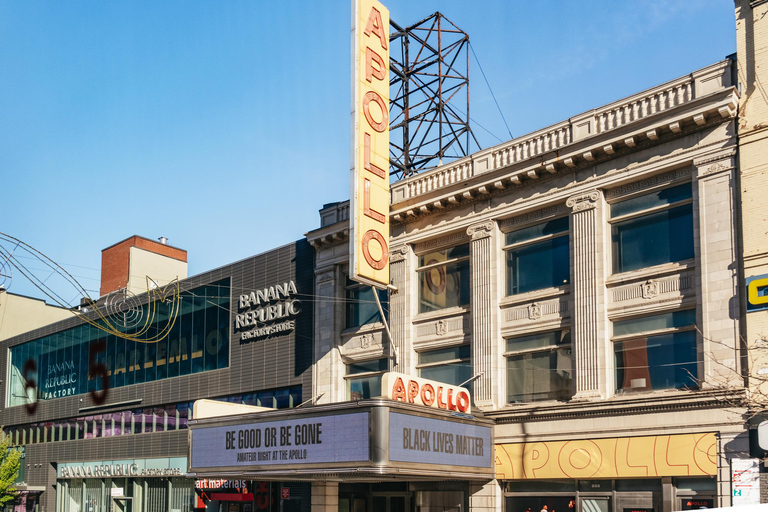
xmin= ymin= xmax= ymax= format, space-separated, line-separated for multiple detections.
xmin=496 ymin=433 xmax=717 ymax=480
xmin=350 ymin=0 xmax=390 ymax=289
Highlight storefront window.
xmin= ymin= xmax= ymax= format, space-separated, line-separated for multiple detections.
xmin=610 ymin=183 xmax=694 ymax=273
xmin=506 ymin=330 xmax=572 ymax=403
xmin=417 ymin=244 xmax=470 ymax=313
xmin=7 ymin=279 xmax=231 ymax=409
xmin=345 ymin=276 xmax=389 ymax=329
xmin=505 ymin=217 xmax=570 ymax=295
xmin=418 ymin=345 xmax=472 ymax=387
xmin=347 ymin=358 xmax=388 ymax=400
xmin=613 ymin=309 xmax=698 ymax=393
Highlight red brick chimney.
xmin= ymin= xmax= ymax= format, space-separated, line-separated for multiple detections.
xmin=100 ymin=236 xmax=187 ymax=296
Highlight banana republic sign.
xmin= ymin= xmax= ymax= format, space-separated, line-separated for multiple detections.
xmin=235 ymin=280 xmax=302 ymax=343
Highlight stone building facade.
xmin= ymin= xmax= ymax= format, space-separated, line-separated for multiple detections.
xmin=308 ymin=56 xmax=747 ymax=512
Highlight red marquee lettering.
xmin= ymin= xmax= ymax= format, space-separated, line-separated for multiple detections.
xmin=436 ymin=386 xmax=447 ymax=409
xmin=391 ymin=377 xmax=406 ymax=401
xmin=361 ymin=230 xmax=389 ymax=270
xmin=364 ymin=133 xmax=386 ymax=178
xmin=420 ymin=383 xmax=435 ymax=406
xmin=365 ymin=47 xmax=386 ymax=83
xmin=362 ymin=91 xmax=388 ymax=132
xmin=363 ymin=6 xmax=388 ymax=50
xmin=363 ymin=178 xmax=386 ymax=223
xmin=456 ymin=390 xmax=470 ymax=412
xmin=447 ymin=388 xmax=457 ymax=411
xmin=407 ymin=380 xmax=419 ymax=403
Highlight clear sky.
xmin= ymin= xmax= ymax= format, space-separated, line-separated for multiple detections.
xmin=1 ymin=0 xmax=736 ymax=303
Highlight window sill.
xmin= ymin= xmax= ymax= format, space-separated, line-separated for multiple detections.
xmin=413 ymin=305 xmax=470 ymax=324
xmin=499 ymin=285 xmax=570 ymax=308
xmin=606 ymin=258 xmax=695 ymax=287
xmin=341 ymin=322 xmax=386 ymax=338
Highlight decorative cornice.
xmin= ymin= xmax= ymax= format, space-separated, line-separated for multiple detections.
xmin=566 ymin=190 xmax=601 ymax=212
xmin=467 ymin=221 xmax=495 ymax=240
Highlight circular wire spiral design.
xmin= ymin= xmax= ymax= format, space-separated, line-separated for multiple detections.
xmin=104 ymin=288 xmax=144 ymax=329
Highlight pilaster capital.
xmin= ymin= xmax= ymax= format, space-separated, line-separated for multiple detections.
xmin=566 ymin=189 xmax=602 ymax=212
xmin=315 ymin=265 xmax=336 ymax=284
xmin=693 ymin=149 xmax=737 ymax=179
xmin=389 ymin=245 xmax=409 ymax=263
xmin=466 ymin=221 xmax=494 ymax=240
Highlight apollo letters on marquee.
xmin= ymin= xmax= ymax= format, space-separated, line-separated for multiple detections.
xmin=350 ymin=0 xmax=390 ymax=289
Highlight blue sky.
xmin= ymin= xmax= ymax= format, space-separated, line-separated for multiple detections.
xmin=1 ymin=0 xmax=736 ymax=303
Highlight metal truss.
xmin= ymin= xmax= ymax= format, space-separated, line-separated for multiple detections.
xmin=389 ymin=12 xmax=479 ymax=179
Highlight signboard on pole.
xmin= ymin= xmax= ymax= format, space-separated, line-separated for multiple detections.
xmin=732 ymin=458 xmax=761 ymax=505
xmin=350 ymin=0 xmax=390 ymax=289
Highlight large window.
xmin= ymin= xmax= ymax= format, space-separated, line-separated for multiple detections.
xmin=7 ymin=280 xmax=230 ymax=408
xmin=506 ymin=330 xmax=572 ymax=403
xmin=418 ymin=345 xmax=471 ymax=387
xmin=345 ymin=277 xmax=388 ymax=329
xmin=505 ymin=217 xmax=570 ymax=295
xmin=613 ymin=309 xmax=698 ymax=393
xmin=346 ymin=358 xmax=388 ymax=400
xmin=417 ymin=243 xmax=470 ymax=313
xmin=610 ymin=182 xmax=694 ymax=273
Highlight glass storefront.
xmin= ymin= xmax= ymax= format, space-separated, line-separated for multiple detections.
xmin=8 ymin=280 xmax=230 ymax=408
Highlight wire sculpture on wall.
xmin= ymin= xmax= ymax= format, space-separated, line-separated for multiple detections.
xmin=389 ymin=12 xmax=480 ymax=178
xmin=0 ymin=232 xmax=180 ymax=343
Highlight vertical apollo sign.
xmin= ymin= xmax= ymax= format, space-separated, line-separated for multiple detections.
xmin=350 ymin=0 xmax=390 ymax=289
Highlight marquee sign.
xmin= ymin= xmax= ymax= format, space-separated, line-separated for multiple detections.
xmin=381 ymin=372 xmax=472 ymax=413
xmin=350 ymin=0 xmax=390 ymax=290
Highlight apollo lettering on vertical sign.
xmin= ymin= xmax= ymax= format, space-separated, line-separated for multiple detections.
xmin=350 ymin=0 xmax=390 ymax=290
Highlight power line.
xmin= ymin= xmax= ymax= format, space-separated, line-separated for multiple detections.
xmin=469 ymin=42 xmax=513 ymax=140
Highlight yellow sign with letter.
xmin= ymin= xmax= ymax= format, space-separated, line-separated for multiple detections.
xmin=496 ymin=433 xmax=717 ymax=479
xmin=350 ymin=0 xmax=390 ymax=289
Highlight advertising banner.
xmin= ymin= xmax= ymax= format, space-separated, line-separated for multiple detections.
xmin=350 ymin=0 xmax=390 ymax=289
xmin=190 ymin=412 xmax=370 ymax=469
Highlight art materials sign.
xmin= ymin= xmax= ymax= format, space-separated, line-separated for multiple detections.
xmin=389 ymin=412 xmax=492 ymax=468
xmin=190 ymin=413 xmax=370 ymax=469
xmin=381 ymin=372 xmax=472 ymax=413
xmin=350 ymin=0 xmax=390 ymax=290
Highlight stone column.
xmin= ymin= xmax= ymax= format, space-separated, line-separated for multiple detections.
xmin=566 ymin=190 xmax=605 ymax=399
xmin=693 ymin=150 xmax=741 ymax=388
xmin=314 ymin=265 xmax=344 ymax=403
xmin=311 ymin=481 xmax=339 ymax=512
xmin=469 ymin=480 xmax=503 ymax=512
xmin=467 ymin=221 xmax=498 ymax=408
xmin=389 ymin=244 xmax=410 ymax=373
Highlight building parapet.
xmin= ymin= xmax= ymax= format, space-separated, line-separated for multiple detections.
xmin=390 ymin=59 xmax=736 ymax=215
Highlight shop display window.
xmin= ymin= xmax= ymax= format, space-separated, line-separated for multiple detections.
xmin=613 ymin=309 xmax=698 ymax=393
xmin=610 ymin=182 xmax=694 ymax=273
xmin=345 ymin=276 xmax=389 ymax=329
xmin=417 ymin=345 xmax=472 ymax=388
xmin=505 ymin=216 xmax=570 ymax=295
xmin=417 ymin=243 xmax=470 ymax=313
xmin=506 ymin=330 xmax=573 ymax=403
xmin=347 ymin=358 xmax=388 ymax=400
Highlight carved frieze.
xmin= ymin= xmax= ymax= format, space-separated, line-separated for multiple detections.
xmin=414 ymin=232 xmax=470 ymax=254
xmin=498 ymin=203 xmax=568 ymax=231
xmin=611 ymin=275 xmax=692 ymax=303
xmin=605 ymin=167 xmax=692 ymax=199
xmin=505 ymin=299 xmax=568 ymax=322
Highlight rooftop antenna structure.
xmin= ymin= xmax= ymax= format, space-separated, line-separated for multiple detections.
xmin=389 ymin=12 xmax=479 ymax=179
